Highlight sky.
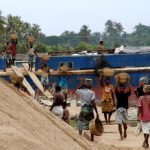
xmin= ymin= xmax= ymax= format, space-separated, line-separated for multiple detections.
xmin=1 ymin=0 xmax=150 ymax=36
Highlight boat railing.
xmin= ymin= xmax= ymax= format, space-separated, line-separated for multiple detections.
xmin=48 ymin=49 xmax=115 ymax=56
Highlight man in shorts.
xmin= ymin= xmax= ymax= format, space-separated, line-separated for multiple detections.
xmin=115 ymin=80 xmax=131 ymax=140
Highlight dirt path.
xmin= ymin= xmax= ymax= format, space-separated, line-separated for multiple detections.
xmin=68 ymin=103 xmax=144 ymax=150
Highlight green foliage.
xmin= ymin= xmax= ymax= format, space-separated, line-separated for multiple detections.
xmin=1 ymin=11 xmax=150 ymax=53
xmin=35 ymin=43 xmax=48 ymax=53
xmin=78 ymin=25 xmax=91 ymax=43
xmin=104 ymin=20 xmax=124 ymax=47
xmin=75 ymin=42 xmax=94 ymax=50
xmin=0 ymin=11 xmax=5 ymax=35
xmin=17 ymin=43 xmax=28 ymax=53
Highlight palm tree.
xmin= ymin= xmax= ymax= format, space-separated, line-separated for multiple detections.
xmin=0 ymin=11 xmax=5 ymax=34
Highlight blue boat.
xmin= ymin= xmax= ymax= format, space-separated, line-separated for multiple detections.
xmin=1 ymin=51 xmax=150 ymax=103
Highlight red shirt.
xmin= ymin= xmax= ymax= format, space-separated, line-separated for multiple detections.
xmin=8 ymin=42 xmax=17 ymax=57
xmin=138 ymin=95 xmax=150 ymax=122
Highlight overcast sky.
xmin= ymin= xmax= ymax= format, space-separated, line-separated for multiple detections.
xmin=1 ymin=0 xmax=150 ymax=36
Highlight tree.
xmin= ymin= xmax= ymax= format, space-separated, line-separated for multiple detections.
xmin=78 ymin=25 xmax=91 ymax=43
xmin=0 ymin=11 xmax=5 ymax=35
xmin=104 ymin=20 xmax=124 ymax=47
xmin=75 ymin=42 xmax=94 ymax=50
xmin=60 ymin=31 xmax=79 ymax=47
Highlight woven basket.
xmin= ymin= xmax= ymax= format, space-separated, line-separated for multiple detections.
xmin=115 ymin=72 xmax=130 ymax=84
xmin=9 ymin=33 xmax=17 ymax=40
xmin=59 ymin=65 xmax=69 ymax=73
xmin=102 ymin=68 xmax=114 ymax=77
xmin=28 ymin=36 xmax=35 ymax=44
xmin=89 ymin=119 xmax=104 ymax=136
xmin=10 ymin=75 xmax=23 ymax=84
xmin=41 ymin=55 xmax=51 ymax=61
xmin=85 ymin=78 xmax=93 ymax=86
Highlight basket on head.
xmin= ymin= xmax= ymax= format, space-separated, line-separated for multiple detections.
xmin=89 ymin=119 xmax=104 ymax=136
xmin=115 ymin=72 xmax=130 ymax=84
xmin=28 ymin=36 xmax=35 ymax=44
xmin=59 ymin=65 xmax=69 ymax=74
xmin=10 ymin=75 xmax=23 ymax=84
xmin=102 ymin=67 xmax=114 ymax=77
xmin=9 ymin=33 xmax=17 ymax=40
xmin=143 ymin=85 xmax=150 ymax=94
xmin=85 ymin=78 xmax=93 ymax=87
xmin=139 ymin=77 xmax=149 ymax=84
xmin=41 ymin=55 xmax=51 ymax=61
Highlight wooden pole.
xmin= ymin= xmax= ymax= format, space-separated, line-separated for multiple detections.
xmin=0 ymin=66 xmax=150 ymax=76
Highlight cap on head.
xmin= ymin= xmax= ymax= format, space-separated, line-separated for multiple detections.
xmin=84 ymin=78 xmax=93 ymax=87
xmin=143 ymin=85 xmax=150 ymax=94
xmin=139 ymin=77 xmax=149 ymax=84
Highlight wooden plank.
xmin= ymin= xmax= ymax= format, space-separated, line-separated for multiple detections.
xmin=1 ymin=66 xmax=150 ymax=77
xmin=22 ymin=63 xmax=53 ymax=99
xmin=11 ymin=66 xmax=35 ymax=97
xmin=40 ymin=99 xmax=52 ymax=106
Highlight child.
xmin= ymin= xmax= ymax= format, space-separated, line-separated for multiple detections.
xmin=62 ymin=102 xmax=70 ymax=124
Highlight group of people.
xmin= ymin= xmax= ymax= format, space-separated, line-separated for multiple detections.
xmin=2 ymin=36 xmax=38 ymax=72
xmin=3 ymin=37 xmax=150 ymax=147
xmin=76 ymin=75 xmax=131 ymax=141
xmin=3 ymin=38 xmax=17 ymax=67
xmin=75 ymin=75 xmax=150 ymax=148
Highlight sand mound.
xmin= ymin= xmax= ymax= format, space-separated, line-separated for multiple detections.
xmin=0 ymin=78 xmax=143 ymax=150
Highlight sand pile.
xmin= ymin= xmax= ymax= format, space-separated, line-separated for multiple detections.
xmin=0 ymin=78 xmax=143 ymax=150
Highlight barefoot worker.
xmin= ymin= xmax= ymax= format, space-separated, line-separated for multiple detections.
xmin=115 ymin=80 xmax=131 ymax=140
xmin=138 ymin=85 xmax=150 ymax=148
xmin=76 ymin=78 xmax=99 ymax=141
xmin=97 ymin=40 xmax=104 ymax=54
xmin=135 ymin=76 xmax=149 ymax=99
xmin=41 ymin=63 xmax=50 ymax=91
xmin=50 ymin=86 xmax=64 ymax=118
xmin=100 ymin=75 xmax=115 ymax=124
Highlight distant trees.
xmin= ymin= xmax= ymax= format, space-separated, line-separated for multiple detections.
xmin=0 ymin=11 xmax=5 ymax=34
xmin=104 ymin=20 xmax=124 ymax=47
xmin=1 ymin=11 xmax=150 ymax=53
xmin=79 ymin=25 xmax=91 ymax=43
xmin=0 ymin=14 xmax=41 ymax=53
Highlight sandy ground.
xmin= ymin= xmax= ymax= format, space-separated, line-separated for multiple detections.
xmin=69 ymin=100 xmax=145 ymax=150
xmin=0 ymin=78 xmax=146 ymax=150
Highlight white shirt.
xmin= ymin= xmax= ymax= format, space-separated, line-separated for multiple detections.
xmin=76 ymin=88 xmax=95 ymax=106
xmin=28 ymin=48 xmax=35 ymax=55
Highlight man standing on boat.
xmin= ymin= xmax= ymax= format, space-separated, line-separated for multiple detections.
xmin=41 ymin=63 xmax=50 ymax=91
xmin=9 ymin=38 xmax=18 ymax=66
xmin=76 ymin=78 xmax=99 ymax=141
xmin=97 ymin=41 xmax=104 ymax=54
xmin=26 ymin=42 xmax=38 ymax=71
xmin=4 ymin=41 xmax=12 ymax=67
